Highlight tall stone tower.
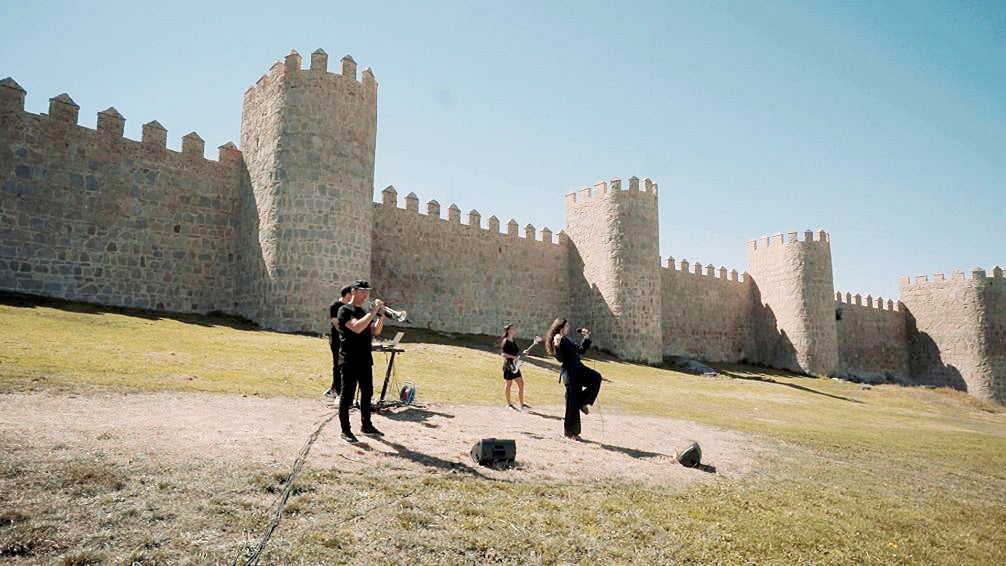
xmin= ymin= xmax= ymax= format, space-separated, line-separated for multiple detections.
xmin=237 ymin=49 xmax=378 ymax=332
xmin=747 ymin=230 xmax=839 ymax=376
xmin=899 ymin=268 xmax=1005 ymax=403
xmin=564 ymin=177 xmax=662 ymax=363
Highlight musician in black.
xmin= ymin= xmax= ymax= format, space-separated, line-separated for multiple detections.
xmin=336 ymin=279 xmax=385 ymax=443
xmin=500 ymin=323 xmax=529 ymax=411
xmin=325 ymin=284 xmax=354 ymax=399
xmin=544 ymin=318 xmax=602 ymax=440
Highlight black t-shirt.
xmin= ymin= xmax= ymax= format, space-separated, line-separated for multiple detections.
xmin=337 ymin=304 xmax=373 ymax=367
xmin=502 ymin=339 xmax=519 ymax=357
xmin=329 ymin=300 xmax=344 ymax=347
xmin=502 ymin=339 xmax=520 ymax=371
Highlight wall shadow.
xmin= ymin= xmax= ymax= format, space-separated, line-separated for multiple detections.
xmin=904 ymin=310 xmax=967 ymax=391
xmin=716 ymin=368 xmax=863 ymax=404
xmin=0 ymin=290 xmax=260 ymax=331
xmin=745 ymin=281 xmax=801 ymax=373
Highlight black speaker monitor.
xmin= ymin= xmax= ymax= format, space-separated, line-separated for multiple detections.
xmin=677 ymin=441 xmax=702 ymax=468
xmin=470 ymin=438 xmax=516 ymax=468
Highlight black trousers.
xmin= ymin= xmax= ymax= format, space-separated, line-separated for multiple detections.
xmin=339 ymin=363 xmax=373 ymax=434
xmin=329 ymin=340 xmax=341 ymax=395
xmin=563 ymin=365 xmax=602 ymax=437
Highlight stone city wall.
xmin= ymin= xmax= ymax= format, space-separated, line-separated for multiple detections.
xmin=564 ymin=178 xmax=662 ymax=363
xmin=746 ymin=230 xmax=839 ymax=376
xmin=660 ymin=258 xmax=752 ymax=363
xmin=236 ymin=50 xmax=378 ymax=333
xmin=834 ymin=291 xmax=910 ymax=381
xmin=0 ymin=83 xmax=242 ymax=313
xmin=899 ymin=269 xmax=1005 ymax=402
xmin=371 ymin=187 xmax=568 ymax=339
xmin=981 ymin=269 xmax=1006 ymax=403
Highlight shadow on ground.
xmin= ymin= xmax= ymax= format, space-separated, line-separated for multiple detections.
xmin=0 ymin=291 xmax=260 ymax=331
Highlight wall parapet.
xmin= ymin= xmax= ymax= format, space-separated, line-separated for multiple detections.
xmin=661 ymin=255 xmax=747 ymax=284
xmin=372 ymin=190 xmax=561 ymax=247
xmin=243 ymin=48 xmax=376 ymax=101
xmin=835 ymin=290 xmax=901 ymax=312
xmin=747 ymin=229 xmax=829 ymax=252
xmin=564 ymin=176 xmax=659 ymax=206
xmin=899 ymin=266 xmax=1004 ymax=289
xmin=2 ymin=80 xmax=243 ymax=167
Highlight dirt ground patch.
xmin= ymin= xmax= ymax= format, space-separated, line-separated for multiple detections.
xmin=0 ymin=390 xmax=763 ymax=486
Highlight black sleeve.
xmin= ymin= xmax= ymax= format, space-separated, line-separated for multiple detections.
xmin=558 ymin=337 xmax=574 ymax=361
xmin=337 ymin=304 xmax=355 ymax=327
xmin=329 ymin=302 xmax=340 ymax=319
xmin=577 ymin=337 xmax=591 ymax=354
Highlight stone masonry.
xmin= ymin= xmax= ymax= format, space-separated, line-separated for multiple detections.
xmin=0 ymin=50 xmax=1003 ymax=403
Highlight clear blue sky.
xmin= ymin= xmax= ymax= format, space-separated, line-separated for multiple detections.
xmin=2 ymin=0 xmax=1003 ymax=299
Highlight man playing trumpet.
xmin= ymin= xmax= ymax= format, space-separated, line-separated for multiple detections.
xmin=336 ymin=279 xmax=386 ymax=443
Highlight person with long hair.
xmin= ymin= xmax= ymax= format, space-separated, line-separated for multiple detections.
xmin=544 ymin=318 xmax=602 ymax=440
xmin=500 ymin=323 xmax=529 ymax=411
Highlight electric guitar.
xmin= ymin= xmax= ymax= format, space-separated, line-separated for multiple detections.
xmin=507 ymin=336 xmax=543 ymax=374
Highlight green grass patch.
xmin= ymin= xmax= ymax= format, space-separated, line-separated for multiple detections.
xmin=1 ymin=293 xmax=1004 ymax=563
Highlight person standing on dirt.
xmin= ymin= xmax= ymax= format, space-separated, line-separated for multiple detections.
xmin=500 ymin=323 xmax=529 ymax=411
xmin=336 ymin=279 xmax=385 ymax=443
xmin=325 ymin=285 xmax=353 ymax=399
xmin=544 ymin=318 xmax=602 ymax=441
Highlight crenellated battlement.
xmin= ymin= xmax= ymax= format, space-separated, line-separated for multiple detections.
xmin=661 ymin=255 xmax=747 ymax=284
xmin=564 ymin=176 xmax=659 ymax=207
xmin=5 ymin=48 xmax=1002 ymax=404
xmin=747 ymin=229 xmax=830 ymax=253
xmin=834 ymin=290 xmax=902 ymax=312
xmin=374 ymin=186 xmax=560 ymax=246
xmin=0 ymin=79 xmax=242 ymax=166
xmin=242 ymin=48 xmax=377 ymax=102
xmin=899 ymin=266 xmax=1004 ymax=289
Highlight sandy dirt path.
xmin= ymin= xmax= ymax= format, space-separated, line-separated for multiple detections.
xmin=0 ymin=390 xmax=766 ymax=486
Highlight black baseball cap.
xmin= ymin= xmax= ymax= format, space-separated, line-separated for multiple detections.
xmin=351 ymin=279 xmax=371 ymax=289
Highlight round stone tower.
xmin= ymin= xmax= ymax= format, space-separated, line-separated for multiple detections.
xmin=746 ymin=230 xmax=839 ymax=376
xmin=238 ymin=49 xmax=378 ymax=332
xmin=564 ymin=177 xmax=662 ymax=363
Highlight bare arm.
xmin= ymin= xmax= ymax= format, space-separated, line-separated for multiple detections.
xmin=347 ymin=299 xmax=383 ymax=334
xmin=373 ymin=312 xmax=385 ymax=336
xmin=346 ymin=312 xmax=375 ymax=334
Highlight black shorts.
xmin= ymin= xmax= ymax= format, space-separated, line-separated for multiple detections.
xmin=503 ymin=368 xmax=522 ymax=381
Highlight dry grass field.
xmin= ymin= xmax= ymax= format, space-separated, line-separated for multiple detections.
xmin=1 ymin=293 xmax=1004 ymax=564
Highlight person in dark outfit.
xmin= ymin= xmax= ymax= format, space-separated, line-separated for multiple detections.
xmin=325 ymin=285 xmax=354 ymax=399
xmin=500 ymin=323 xmax=529 ymax=411
xmin=545 ymin=318 xmax=602 ymax=441
xmin=336 ymin=279 xmax=386 ymax=444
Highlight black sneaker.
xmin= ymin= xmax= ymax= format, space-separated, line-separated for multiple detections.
xmin=360 ymin=425 xmax=383 ymax=437
xmin=580 ymin=404 xmax=590 ymax=415
xmin=341 ymin=431 xmax=359 ymax=444
xmin=521 ymin=403 xmax=531 ymax=410
xmin=324 ymin=389 xmax=339 ymax=399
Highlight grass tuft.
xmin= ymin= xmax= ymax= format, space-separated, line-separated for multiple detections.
xmin=1 ymin=294 xmax=1004 ymax=563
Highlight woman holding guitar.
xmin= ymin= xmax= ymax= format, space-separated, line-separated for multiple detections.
xmin=500 ymin=323 xmax=530 ymax=411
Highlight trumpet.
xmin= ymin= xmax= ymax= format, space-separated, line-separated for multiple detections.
xmin=365 ymin=300 xmax=409 ymax=323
